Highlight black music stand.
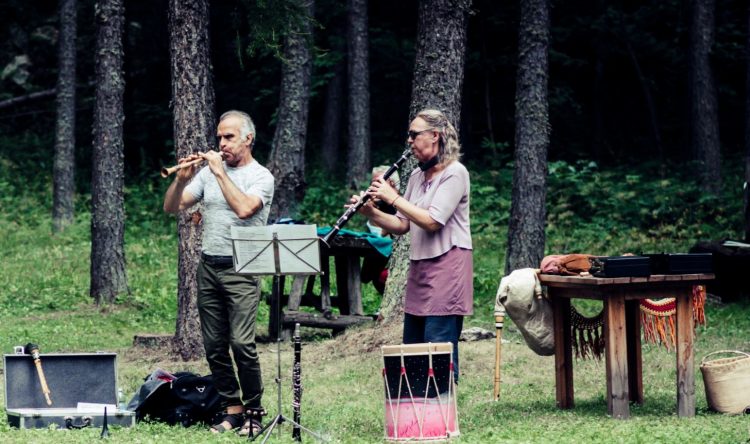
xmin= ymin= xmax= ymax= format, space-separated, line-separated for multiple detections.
xmin=231 ymin=224 xmax=325 ymax=443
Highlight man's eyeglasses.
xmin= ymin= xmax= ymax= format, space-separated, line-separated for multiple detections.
xmin=407 ymin=129 xmax=434 ymax=140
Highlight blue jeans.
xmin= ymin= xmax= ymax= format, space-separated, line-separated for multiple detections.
xmin=403 ymin=314 xmax=464 ymax=381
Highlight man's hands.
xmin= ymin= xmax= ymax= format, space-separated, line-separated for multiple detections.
xmin=174 ymin=151 xmax=225 ymax=182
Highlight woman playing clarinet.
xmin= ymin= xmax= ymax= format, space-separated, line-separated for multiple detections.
xmin=350 ymin=109 xmax=472 ymax=381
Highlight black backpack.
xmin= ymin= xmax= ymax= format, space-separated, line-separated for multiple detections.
xmin=131 ymin=371 xmax=222 ymax=427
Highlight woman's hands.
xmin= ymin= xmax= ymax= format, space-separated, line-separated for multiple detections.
xmin=345 ymin=177 xmax=400 ymax=216
xmin=368 ymin=177 xmax=398 ymax=205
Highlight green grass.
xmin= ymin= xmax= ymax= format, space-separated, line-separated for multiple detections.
xmin=0 ymin=158 xmax=749 ymax=442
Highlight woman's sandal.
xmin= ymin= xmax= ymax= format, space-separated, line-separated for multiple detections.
xmin=210 ymin=412 xmax=244 ymax=434
xmin=238 ymin=407 xmax=267 ymax=437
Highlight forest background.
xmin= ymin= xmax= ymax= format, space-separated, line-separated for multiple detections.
xmin=0 ymin=0 xmax=749 ymax=442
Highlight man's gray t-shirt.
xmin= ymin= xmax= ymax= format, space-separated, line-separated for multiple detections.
xmin=185 ymin=160 xmax=274 ymax=256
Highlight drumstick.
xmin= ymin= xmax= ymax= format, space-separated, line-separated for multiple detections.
xmin=25 ymin=343 xmax=52 ymax=405
xmin=493 ymin=310 xmax=505 ymax=401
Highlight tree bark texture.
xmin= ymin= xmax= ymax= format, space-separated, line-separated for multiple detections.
xmin=745 ymin=1 xmax=750 ymax=242
xmin=321 ymin=54 xmax=345 ymax=173
xmin=625 ymin=41 xmax=663 ymax=166
xmin=505 ymin=0 xmax=550 ymax=275
xmin=689 ymin=0 xmax=721 ymax=196
xmin=90 ymin=0 xmax=127 ymax=304
xmin=268 ymin=0 xmax=314 ymax=222
xmin=53 ymin=0 xmax=77 ymax=233
xmin=168 ymin=0 xmax=216 ymax=361
xmin=346 ymin=0 xmax=371 ymax=187
xmin=380 ymin=0 xmax=470 ymax=324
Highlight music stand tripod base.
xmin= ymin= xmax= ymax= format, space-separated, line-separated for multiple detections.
xmin=230 ymin=225 xmax=327 ymax=442
xmin=251 ymin=285 xmax=326 ymax=443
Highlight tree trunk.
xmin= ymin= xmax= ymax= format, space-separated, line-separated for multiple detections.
xmin=745 ymin=1 xmax=750 ymax=242
xmin=346 ymin=0 xmax=370 ymax=187
xmin=689 ymin=0 xmax=721 ymax=196
xmin=90 ymin=0 xmax=127 ymax=304
xmin=168 ymin=0 xmax=216 ymax=361
xmin=268 ymin=0 xmax=315 ymax=222
xmin=504 ymin=0 xmax=550 ymax=275
xmin=53 ymin=0 xmax=76 ymax=233
xmin=380 ymin=0 xmax=470 ymax=324
xmin=592 ymin=2 xmax=606 ymax=164
xmin=625 ymin=41 xmax=663 ymax=167
xmin=321 ymin=52 xmax=345 ymax=173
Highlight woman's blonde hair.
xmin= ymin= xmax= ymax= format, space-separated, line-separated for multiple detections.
xmin=415 ymin=109 xmax=462 ymax=164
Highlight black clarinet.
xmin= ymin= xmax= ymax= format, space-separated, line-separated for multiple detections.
xmin=321 ymin=148 xmax=412 ymax=245
xmin=291 ymin=323 xmax=302 ymax=441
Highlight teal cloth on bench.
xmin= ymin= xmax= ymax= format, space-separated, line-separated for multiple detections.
xmin=317 ymin=227 xmax=393 ymax=257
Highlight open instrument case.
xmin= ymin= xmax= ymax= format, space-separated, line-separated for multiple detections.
xmin=3 ymin=351 xmax=135 ymax=429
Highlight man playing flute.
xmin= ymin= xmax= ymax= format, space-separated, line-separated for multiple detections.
xmin=163 ymin=110 xmax=274 ymax=436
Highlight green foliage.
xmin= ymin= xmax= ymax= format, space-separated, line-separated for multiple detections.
xmin=241 ymin=0 xmax=315 ymax=59
xmin=544 ymin=159 xmax=742 ymax=255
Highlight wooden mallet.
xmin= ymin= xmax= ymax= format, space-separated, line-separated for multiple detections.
xmin=25 ymin=343 xmax=52 ymax=406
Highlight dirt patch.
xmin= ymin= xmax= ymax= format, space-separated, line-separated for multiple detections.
xmin=316 ymin=321 xmax=402 ymax=359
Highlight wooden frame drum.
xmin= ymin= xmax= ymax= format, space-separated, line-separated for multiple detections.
xmin=381 ymin=343 xmax=459 ymax=441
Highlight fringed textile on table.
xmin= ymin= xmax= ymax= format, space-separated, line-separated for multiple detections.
xmin=570 ymin=306 xmax=605 ymax=360
xmin=640 ymin=285 xmax=706 ymax=351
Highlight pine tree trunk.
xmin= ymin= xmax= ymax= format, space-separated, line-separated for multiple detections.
xmin=380 ymin=0 xmax=470 ymax=324
xmin=346 ymin=0 xmax=370 ymax=187
xmin=53 ymin=0 xmax=76 ymax=233
xmin=90 ymin=0 xmax=127 ymax=304
xmin=689 ymin=0 xmax=721 ymax=196
xmin=321 ymin=53 xmax=345 ymax=173
xmin=168 ymin=0 xmax=216 ymax=361
xmin=268 ymin=0 xmax=315 ymax=221
xmin=504 ymin=0 xmax=550 ymax=275
xmin=744 ymin=2 xmax=750 ymax=242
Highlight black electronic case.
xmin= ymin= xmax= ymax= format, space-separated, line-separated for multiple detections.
xmin=644 ymin=253 xmax=713 ymax=275
xmin=591 ymin=256 xmax=651 ymax=278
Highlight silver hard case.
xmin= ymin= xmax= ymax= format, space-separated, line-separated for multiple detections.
xmin=3 ymin=352 xmax=135 ymax=429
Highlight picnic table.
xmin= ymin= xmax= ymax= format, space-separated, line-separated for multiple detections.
xmin=538 ymin=273 xmax=714 ymax=419
xmin=268 ymin=228 xmax=392 ymax=339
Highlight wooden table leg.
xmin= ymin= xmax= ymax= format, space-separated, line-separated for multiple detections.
xmin=625 ymin=299 xmax=643 ymax=404
xmin=604 ymin=293 xmax=629 ymax=419
xmin=552 ymin=294 xmax=573 ymax=409
xmin=345 ymin=255 xmax=363 ymax=315
xmin=334 ymin=257 xmax=351 ymax=315
xmin=320 ymin=255 xmax=331 ymax=313
xmin=675 ymin=289 xmax=696 ymax=417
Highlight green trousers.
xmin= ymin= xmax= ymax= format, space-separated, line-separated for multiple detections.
xmin=197 ymin=260 xmax=263 ymax=409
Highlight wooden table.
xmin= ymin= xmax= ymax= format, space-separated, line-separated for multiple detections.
xmin=269 ymin=234 xmax=388 ymax=339
xmin=538 ymin=273 xmax=714 ymax=419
